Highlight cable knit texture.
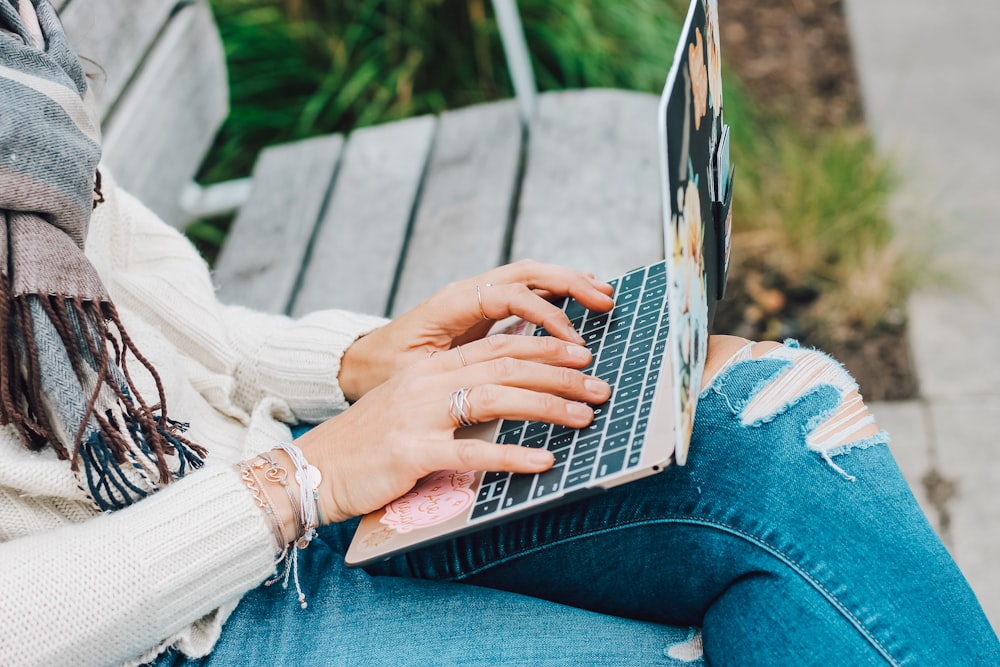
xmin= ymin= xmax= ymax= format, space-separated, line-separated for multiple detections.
xmin=0 ymin=172 xmax=388 ymax=666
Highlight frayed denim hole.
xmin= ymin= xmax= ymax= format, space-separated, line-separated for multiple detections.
xmin=825 ymin=430 xmax=891 ymax=459
xmin=700 ymin=357 xmax=793 ymax=417
xmin=741 ymin=381 xmax=842 ymax=431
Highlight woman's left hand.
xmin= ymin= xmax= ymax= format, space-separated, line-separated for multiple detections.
xmin=339 ymin=260 xmax=615 ymax=401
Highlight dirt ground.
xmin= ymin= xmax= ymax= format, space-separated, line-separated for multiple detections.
xmin=713 ymin=0 xmax=917 ymax=400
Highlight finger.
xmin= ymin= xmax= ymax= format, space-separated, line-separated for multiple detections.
xmin=482 ymin=260 xmax=615 ymax=311
xmin=478 ymin=283 xmax=587 ymax=344
xmin=431 ymin=335 xmax=595 ymax=373
xmin=458 ymin=382 xmax=601 ymax=428
xmin=423 ymin=438 xmax=554 ymax=475
xmin=459 ymin=353 xmax=610 ymax=404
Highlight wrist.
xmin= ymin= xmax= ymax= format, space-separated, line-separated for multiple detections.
xmin=340 ymin=330 xmax=378 ymax=402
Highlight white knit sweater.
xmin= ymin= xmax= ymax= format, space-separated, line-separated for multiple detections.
xmin=0 ymin=175 xmax=387 ymax=667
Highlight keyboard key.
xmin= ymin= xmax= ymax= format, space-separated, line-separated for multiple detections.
xmin=524 ymin=421 xmax=550 ymax=440
xmin=564 ymin=298 xmax=586 ymax=323
xmin=503 ymin=473 xmax=535 ymax=508
xmin=553 ymin=447 xmax=571 ymax=465
xmin=620 ymin=267 xmax=647 ymax=291
xmin=477 ymin=485 xmax=493 ymax=503
xmin=596 ymin=355 xmax=624 ymax=379
xmin=564 ymin=469 xmax=593 ymax=489
xmin=626 ymin=339 xmax=653 ymax=359
xmin=582 ymin=312 xmax=610 ymax=335
xmin=574 ymin=434 xmax=602 ymax=455
xmin=498 ymin=426 xmax=524 ymax=445
xmin=615 ymin=383 xmax=642 ymax=403
xmin=634 ymin=310 xmax=659 ymax=330
xmin=604 ymin=328 xmax=631 ymax=347
xmin=601 ymin=340 xmax=627 ymax=360
xmin=615 ymin=286 xmax=642 ymax=306
xmin=631 ymin=325 xmax=656 ymax=344
xmin=570 ymin=451 xmax=597 ymax=472
xmin=597 ymin=368 xmax=619 ymax=387
xmin=619 ymin=368 xmax=646 ymax=389
xmin=548 ymin=426 xmax=576 ymax=451
xmin=533 ymin=466 xmax=566 ymax=499
xmin=471 ymin=498 xmax=500 ymax=519
xmin=482 ymin=471 xmax=507 ymax=485
xmin=628 ymin=451 xmax=642 ymax=467
xmin=597 ymin=448 xmax=627 ymax=478
xmin=601 ymin=432 xmax=630 ymax=453
xmin=611 ymin=398 xmax=639 ymax=421
xmin=607 ymin=415 xmax=635 ymax=437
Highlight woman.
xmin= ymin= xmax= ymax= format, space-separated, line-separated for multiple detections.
xmin=1 ymin=2 xmax=997 ymax=665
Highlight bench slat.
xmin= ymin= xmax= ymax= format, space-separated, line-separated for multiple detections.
xmin=98 ymin=1 xmax=228 ymax=227
xmin=292 ymin=115 xmax=437 ymax=318
xmin=59 ymin=0 xmax=177 ymax=118
xmin=215 ymin=135 xmax=344 ymax=314
xmin=511 ymin=90 xmax=663 ymax=281
xmin=390 ymin=101 xmax=522 ymax=316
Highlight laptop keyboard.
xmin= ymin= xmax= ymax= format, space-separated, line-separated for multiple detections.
xmin=469 ymin=261 xmax=670 ymax=522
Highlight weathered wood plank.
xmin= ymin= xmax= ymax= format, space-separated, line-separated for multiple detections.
xmin=214 ymin=135 xmax=344 ymax=314
xmin=59 ymin=0 xmax=177 ymax=119
xmin=98 ymin=1 xmax=227 ymax=227
xmin=391 ymin=101 xmax=522 ymax=316
xmin=511 ymin=89 xmax=663 ymax=281
xmin=292 ymin=115 xmax=437 ymax=318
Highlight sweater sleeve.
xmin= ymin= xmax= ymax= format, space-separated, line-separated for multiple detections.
xmin=92 ymin=175 xmax=387 ymax=422
xmin=0 ymin=466 xmax=277 ymax=667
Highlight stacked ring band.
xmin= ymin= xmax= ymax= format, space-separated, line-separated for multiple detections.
xmin=449 ymin=387 xmax=475 ymax=427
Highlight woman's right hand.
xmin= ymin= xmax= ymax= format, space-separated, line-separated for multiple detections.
xmin=294 ymin=333 xmax=611 ymax=524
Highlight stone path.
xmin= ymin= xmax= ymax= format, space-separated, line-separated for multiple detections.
xmin=845 ymin=0 xmax=1000 ymax=631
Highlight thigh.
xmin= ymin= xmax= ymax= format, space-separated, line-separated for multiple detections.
xmin=378 ymin=345 xmax=999 ymax=665
xmin=158 ymin=518 xmax=703 ymax=667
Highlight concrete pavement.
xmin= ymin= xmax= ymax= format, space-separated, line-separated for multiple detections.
xmin=845 ymin=0 xmax=1000 ymax=631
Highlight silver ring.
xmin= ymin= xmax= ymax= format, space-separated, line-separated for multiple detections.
xmin=477 ymin=283 xmax=492 ymax=320
xmin=456 ymin=345 xmax=469 ymax=367
xmin=449 ymin=387 xmax=475 ymax=427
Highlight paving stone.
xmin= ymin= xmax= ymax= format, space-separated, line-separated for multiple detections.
xmin=869 ymin=401 xmax=938 ymax=530
xmin=929 ymin=397 xmax=1000 ymax=632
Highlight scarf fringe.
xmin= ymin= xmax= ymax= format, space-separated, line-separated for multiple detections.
xmin=0 ymin=290 xmax=207 ymax=509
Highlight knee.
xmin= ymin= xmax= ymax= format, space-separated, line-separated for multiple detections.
xmin=705 ymin=337 xmax=886 ymax=465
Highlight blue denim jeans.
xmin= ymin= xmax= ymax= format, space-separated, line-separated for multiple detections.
xmin=167 ymin=347 xmax=999 ymax=666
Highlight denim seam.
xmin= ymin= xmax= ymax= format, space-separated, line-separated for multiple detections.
xmin=448 ymin=515 xmax=899 ymax=667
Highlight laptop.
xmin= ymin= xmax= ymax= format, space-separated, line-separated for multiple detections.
xmin=346 ymin=0 xmax=734 ymax=567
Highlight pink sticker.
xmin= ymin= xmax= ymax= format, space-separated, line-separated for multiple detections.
xmin=380 ymin=470 xmax=477 ymax=534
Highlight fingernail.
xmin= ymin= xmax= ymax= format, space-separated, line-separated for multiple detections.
xmin=566 ymin=344 xmax=589 ymax=360
xmin=565 ymin=325 xmax=585 ymax=344
xmin=528 ymin=450 xmax=554 ymax=466
xmin=566 ymin=402 xmax=592 ymax=418
xmin=584 ymin=378 xmax=609 ymax=395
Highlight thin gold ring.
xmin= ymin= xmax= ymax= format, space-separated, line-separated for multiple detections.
xmin=477 ymin=283 xmax=492 ymax=320
xmin=456 ymin=345 xmax=468 ymax=367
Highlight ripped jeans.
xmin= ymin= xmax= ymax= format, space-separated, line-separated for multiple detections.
xmin=192 ymin=342 xmax=999 ymax=666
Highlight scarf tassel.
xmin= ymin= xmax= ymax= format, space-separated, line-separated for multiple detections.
xmin=0 ymin=290 xmax=207 ymax=510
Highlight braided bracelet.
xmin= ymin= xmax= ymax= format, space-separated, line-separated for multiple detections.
xmin=276 ymin=442 xmax=322 ymax=550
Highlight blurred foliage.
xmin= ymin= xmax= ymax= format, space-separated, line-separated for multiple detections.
xmin=197 ymin=0 xmax=917 ymax=371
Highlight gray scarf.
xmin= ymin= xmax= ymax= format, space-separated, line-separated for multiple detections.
xmin=0 ymin=0 xmax=204 ymax=510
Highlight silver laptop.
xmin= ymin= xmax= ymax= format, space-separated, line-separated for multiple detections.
xmin=346 ymin=0 xmax=732 ymax=567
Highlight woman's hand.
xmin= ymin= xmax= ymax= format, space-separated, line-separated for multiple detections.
xmin=338 ymin=260 xmax=615 ymax=401
xmin=297 ymin=333 xmax=612 ymax=523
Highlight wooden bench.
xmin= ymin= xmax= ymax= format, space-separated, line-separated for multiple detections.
xmin=61 ymin=0 xmax=666 ymax=319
